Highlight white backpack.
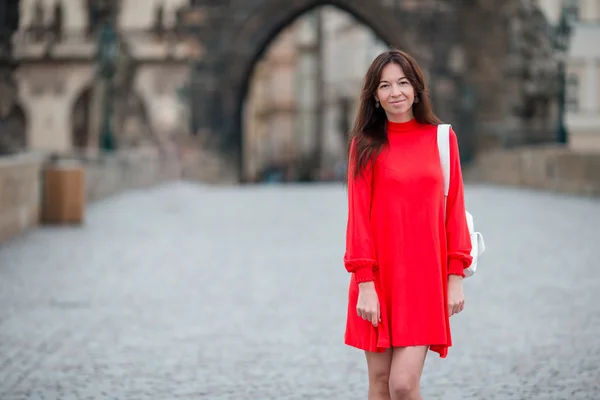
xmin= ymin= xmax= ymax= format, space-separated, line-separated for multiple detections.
xmin=437 ymin=124 xmax=485 ymax=278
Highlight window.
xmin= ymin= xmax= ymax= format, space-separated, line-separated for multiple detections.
xmin=566 ymin=73 xmax=579 ymax=111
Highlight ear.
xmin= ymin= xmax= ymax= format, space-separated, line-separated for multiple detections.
xmin=374 ymin=95 xmax=379 ymax=102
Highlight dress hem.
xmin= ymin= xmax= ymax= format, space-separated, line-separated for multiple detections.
xmin=344 ymin=338 xmax=449 ymax=358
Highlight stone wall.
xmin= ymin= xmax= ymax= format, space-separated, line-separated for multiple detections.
xmin=0 ymin=153 xmax=43 ymax=243
xmin=81 ymin=146 xmax=182 ymax=203
xmin=0 ymin=146 xmax=183 ymax=243
xmin=179 ymin=144 xmax=238 ymax=184
xmin=464 ymin=145 xmax=600 ymax=197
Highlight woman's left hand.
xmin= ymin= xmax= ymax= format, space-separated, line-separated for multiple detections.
xmin=447 ymin=275 xmax=465 ymax=317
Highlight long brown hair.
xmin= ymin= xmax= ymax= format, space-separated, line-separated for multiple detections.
xmin=348 ymin=49 xmax=441 ymax=180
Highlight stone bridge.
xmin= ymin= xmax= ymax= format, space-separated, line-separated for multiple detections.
xmin=0 ymin=181 xmax=598 ymax=399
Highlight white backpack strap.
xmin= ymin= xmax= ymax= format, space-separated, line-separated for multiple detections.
xmin=437 ymin=124 xmax=451 ymax=197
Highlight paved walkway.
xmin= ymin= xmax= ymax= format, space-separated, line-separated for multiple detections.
xmin=0 ymin=181 xmax=598 ymax=399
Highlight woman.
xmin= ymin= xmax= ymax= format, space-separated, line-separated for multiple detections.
xmin=343 ymin=49 xmax=473 ymax=400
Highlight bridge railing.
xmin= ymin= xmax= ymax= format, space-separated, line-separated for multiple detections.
xmin=464 ymin=145 xmax=600 ymax=197
xmin=0 ymin=146 xmax=182 ymax=243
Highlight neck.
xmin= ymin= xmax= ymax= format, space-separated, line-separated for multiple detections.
xmin=386 ymin=117 xmax=420 ymax=133
xmin=386 ymin=111 xmax=414 ymax=123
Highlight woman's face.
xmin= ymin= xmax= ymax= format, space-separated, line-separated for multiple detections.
xmin=374 ymin=62 xmax=415 ymax=122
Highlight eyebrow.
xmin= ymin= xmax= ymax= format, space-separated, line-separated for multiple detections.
xmin=379 ymin=76 xmax=408 ymax=84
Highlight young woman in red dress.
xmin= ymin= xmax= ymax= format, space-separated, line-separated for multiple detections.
xmin=343 ymin=49 xmax=473 ymax=400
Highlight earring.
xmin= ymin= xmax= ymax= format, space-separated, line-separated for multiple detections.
xmin=414 ymin=97 xmax=419 ymax=104
xmin=375 ymin=101 xmax=380 ymax=108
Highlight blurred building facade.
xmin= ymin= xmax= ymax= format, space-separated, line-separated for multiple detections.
xmin=6 ymin=0 xmax=192 ymax=155
xmin=538 ymin=0 xmax=600 ymax=151
xmin=1 ymin=0 xmax=569 ymax=184
xmin=243 ymin=6 xmax=387 ymax=182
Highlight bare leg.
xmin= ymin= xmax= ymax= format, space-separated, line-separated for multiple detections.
xmin=388 ymin=346 xmax=429 ymax=400
xmin=364 ymin=349 xmax=393 ymax=400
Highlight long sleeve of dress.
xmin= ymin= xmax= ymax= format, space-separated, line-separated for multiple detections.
xmin=445 ymin=128 xmax=473 ymax=277
xmin=343 ymin=139 xmax=378 ymax=283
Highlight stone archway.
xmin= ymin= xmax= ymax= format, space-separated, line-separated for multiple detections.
xmin=0 ymin=67 xmax=27 ymax=155
xmin=113 ymin=90 xmax=158 ymax=149
xmin=0 ymin=105 xmax=27 ymax=155
xmin=189 ymin=0 xmax=454 ymax=180
xmin=227 ymin=1 xmax=418 ymax=182
xmin=186 ymin=0 xmax=559 ymax=182
xmin=72 ymin=86 xmax=93 ymax=150
xmin=240 ymin=5 xmax=392 ymax=182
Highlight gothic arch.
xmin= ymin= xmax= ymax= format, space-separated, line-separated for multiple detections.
xmin=201 ymin=0 xmax=419 ymax=177
xmin=71 ymin=86 xmax=93 ymax=150
xmin=115 ymin=89 xmax=158 ymax=149
xmin=188 ymin=0 xmax=560 ymax=181
xmin=0 ymin=104 xmax=27 ymax=154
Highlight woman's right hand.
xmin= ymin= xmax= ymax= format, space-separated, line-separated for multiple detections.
xmin=357 ymin=281 xmax=381 ymax=327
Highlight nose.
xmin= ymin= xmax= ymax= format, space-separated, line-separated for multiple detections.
xmin=391 ymin=84 xmax=402 ymax=97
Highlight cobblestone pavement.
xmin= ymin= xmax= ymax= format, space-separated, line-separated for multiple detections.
xmin=0 ymin=181 xmax=599 ymax=400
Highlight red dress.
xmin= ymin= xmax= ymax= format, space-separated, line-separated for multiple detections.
xmin=343 ymin=119 xmax=473 ymax=358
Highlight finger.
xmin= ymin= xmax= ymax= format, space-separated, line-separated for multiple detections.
xmin=370 ymin=311 xmax=378 ymax=327
xmin=356 ymin=308 xmax=364 ymax=319
xmin=377 ymin=301 xmax=381 ymax=322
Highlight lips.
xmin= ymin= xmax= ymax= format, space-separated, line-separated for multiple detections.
xmin=389 ymin=99 xmax=405 ymax=105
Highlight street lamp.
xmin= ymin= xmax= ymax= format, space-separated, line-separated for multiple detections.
xmin=97 ymin=14 xmax=118 ymax=151
xmin=554 ymin=1 xmax=575 ymax=144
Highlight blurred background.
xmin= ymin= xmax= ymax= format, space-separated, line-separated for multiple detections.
xmin=0 ymin=1 xmax=599 ymax=399
xmin=1 ymin=0 xmax=598 ymax=189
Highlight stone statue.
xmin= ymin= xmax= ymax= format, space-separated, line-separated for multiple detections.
xmin=85 ymin=0 xmax=158 ymax=151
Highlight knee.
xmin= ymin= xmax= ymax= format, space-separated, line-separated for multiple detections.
xmin=368 ymin=371 xmax=390 ymax=396
xmin=389 ymin=373 xmax=419 ymax=399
